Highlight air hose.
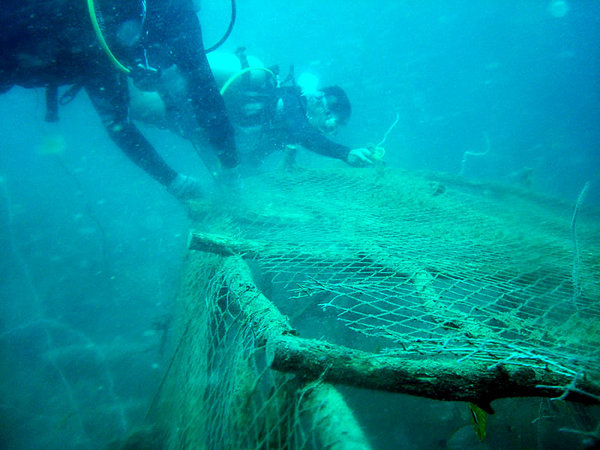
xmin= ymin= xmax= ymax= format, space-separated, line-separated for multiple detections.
xmin=87 ymin=0 xmax=237 ymax=74
xmin=205 ymin=0 xmax=237 ymax=53
xmin=220 ymin=67 xmax=276 ymax=96
xmin=86 ymin=0 xmax=131 ymax=74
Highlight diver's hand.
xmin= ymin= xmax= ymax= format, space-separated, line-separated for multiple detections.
xmin=167 ymin=173 xmax=204 ymax=200
xmin=346 ymin=147 xmax=374 ymax=167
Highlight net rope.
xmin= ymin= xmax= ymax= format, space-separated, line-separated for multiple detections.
xmin=192 ymin=168 xmax=599 ymax=383
xmin=153 ymin=167 xmax=599 ymax=448
xmin=156 ymin=253 xmax=369 ymax=449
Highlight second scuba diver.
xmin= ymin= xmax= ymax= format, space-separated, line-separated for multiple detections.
xmin=128 ymin=49 xmax=375 ymax=173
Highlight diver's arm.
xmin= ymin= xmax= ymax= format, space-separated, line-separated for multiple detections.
xmin=283 ymin=93 xmax=351 ymax=161
xmin=85 ymin=71 xmax=178 ymax=186
xmin=166 ymin=1 xmax=238 ymax=169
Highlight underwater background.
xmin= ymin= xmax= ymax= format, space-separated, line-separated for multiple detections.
xmin=0 ymin=0 xmax=598 ymax=448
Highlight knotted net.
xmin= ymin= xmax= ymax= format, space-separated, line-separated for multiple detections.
xmin=149 ymin=167 xmax=599 ymax=448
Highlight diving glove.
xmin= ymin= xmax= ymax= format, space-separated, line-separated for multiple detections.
xmin=346 ymin=147 xmax=375 ymax=167
xmin=167 ymin=173 xmax=204 ymax=200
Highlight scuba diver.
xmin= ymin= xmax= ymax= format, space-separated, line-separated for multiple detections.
xmin=0 ymin=0 xmax=237 ymax=200
xmin=128 ymin=50 xmax=375 ymax=171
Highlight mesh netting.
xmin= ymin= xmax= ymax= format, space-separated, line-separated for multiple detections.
xmin=194 ymin=168 xmax=599 ymax=378
xmin=154 ymin=253 xmax=370 ymax=449
xmin=152 ymin=167 xmax=599 ymax=448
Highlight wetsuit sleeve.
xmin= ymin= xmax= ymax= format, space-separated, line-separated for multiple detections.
xmin=162 ymin=1 xmax=238 ymax=168
xmin=282 ymin=92 xmax=350 ymax=161
xmin=85 ymin=71 xmax=178 ymax=186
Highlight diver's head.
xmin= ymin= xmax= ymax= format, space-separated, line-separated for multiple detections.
xmin=306 ymin=85 xmax=351 ymax=135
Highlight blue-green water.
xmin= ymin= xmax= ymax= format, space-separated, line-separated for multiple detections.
xmin=1 ymin=1 xmax=598 ymax=448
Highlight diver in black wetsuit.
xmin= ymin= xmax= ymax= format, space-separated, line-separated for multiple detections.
xmin=241 ymin=84 xmax=374 ymax=168
xmin=130 ymin=63 xmax=374 ymax=169
xmin=0 ymin=0 xmax=237 ymax=200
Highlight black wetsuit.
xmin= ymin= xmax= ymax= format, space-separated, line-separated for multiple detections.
xmin=0 ymin=0 xmax=237 ymax=186
xmin=246 ymin=86 xmax=350 ymax=165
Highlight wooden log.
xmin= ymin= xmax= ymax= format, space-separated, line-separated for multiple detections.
xmin=188 ymin=231 xmax=264 ymax=257
xmin=266 ymin=333 xmax=600 ymax=413
xmin=300 ymin=383 xmax=372 ymax=450
xmin=220 ymin=256 xmax=373 ymax=449
xmin=196 ymin=245 xmax=600 ymax=414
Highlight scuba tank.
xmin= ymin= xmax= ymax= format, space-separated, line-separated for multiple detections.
xmin=207 ymin=49 xmax=278 ymax=128
xmin=207 ymin=49 xmax=268 ymax=93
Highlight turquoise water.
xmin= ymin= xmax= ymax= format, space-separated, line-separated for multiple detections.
xmin=1 ymin=1 xmax=598 ymax=448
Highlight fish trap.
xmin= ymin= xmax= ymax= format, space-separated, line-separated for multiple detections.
xmin=148 ymin=168 xmax=600 ymax=448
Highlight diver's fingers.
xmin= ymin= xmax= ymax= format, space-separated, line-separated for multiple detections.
xmin=347 ymin=148 xmax=375 ymax=167
xmin=359 ymin=149 xmax=374 ymax=165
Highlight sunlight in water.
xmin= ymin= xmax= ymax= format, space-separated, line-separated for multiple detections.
xmin=37 ymin=134 xmax=67 ymax=155
xmin=548 ymin=0 xmax=570 ymax=18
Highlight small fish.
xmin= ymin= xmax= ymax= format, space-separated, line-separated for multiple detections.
xmin=469 ymin=402 xmax=488 ymax=442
